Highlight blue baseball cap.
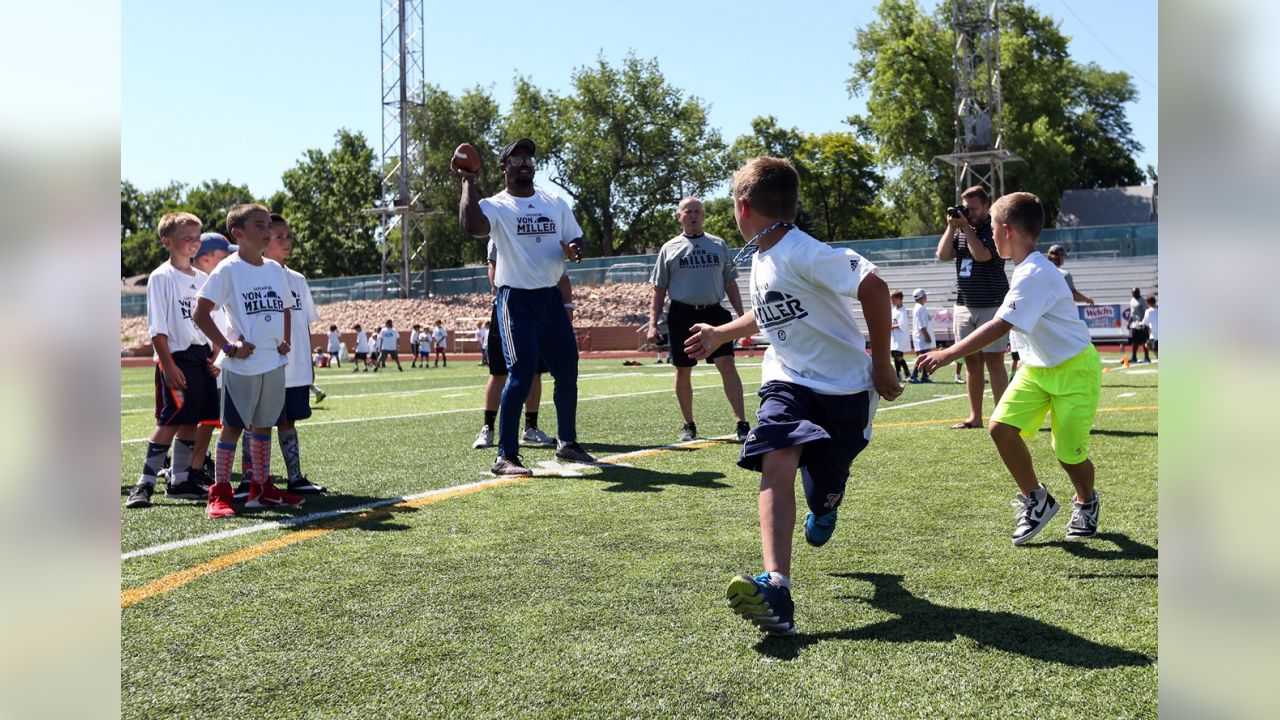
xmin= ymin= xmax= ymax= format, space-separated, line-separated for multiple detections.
xmin=197 ymin=232 xmax=237 ymax=258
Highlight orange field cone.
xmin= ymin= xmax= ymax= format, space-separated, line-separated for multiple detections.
xmin=1121 ymin=356 xmax=1130 ymax=368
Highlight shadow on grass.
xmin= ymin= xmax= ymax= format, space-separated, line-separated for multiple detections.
xmin=1034 ymin=532 xmax=1157 ymax=560
xmin=1036 ymin=427 xmax=1157 ymax=438
xmin=754 ymin=572 xmax=1153 ymax=668
xmin=1069 ymin=572 xmax=1158 ymax=580
xmin=589 ymin=465 xmax=729 ymax=493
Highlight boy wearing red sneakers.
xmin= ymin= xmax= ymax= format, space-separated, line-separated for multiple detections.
xmin=193 ymin=204 xmax=303 ymax=518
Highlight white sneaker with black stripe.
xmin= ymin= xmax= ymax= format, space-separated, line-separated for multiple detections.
xmin=1011 ymin=486 xmax=1059 ymax=546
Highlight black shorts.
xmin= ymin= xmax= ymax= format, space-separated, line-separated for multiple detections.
xmin=488 ymin=306 xmax=546 ymax=377
xmin=355 ymin=352 xmax=368 ymax=360
xmin=668 ymin=301 xmax=734 ymax=367
xmin=276 ymin=385 xmax=313 ymax=424
xmin=154 ymin=346 xmax=220 ymax=426
xmin=738 ymin=381 xmax=876 ymax=517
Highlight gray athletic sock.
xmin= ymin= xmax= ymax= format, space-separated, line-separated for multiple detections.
xmin=278 ymin=428 xmax=302 ymax=482
xmin=172 ymin=438 xmax=195 ymax=484
xmin=138 ymin=441 xmax=169 ymax=486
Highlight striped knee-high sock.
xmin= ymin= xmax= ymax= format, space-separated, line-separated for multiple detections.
xmin=214 ymin=441 xmax=236 ymax=487
xmin=248 ymin=432 xmax=272 ymax=488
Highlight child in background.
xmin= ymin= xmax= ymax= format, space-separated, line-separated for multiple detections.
xmin=889 ymin=290 xmax=910 ymax=382
xmin=410 ymin=324 xmax=423 ymax=368
xmin=432 ymin=320 xmax=448 ymax=367
xmin=909 ymin=288 xmax=934 ymax=383
xmin=1144 ymin=295 xmax=1158 ymax=358
xmin=326 ymin=324 xmax=341 ymax=368
xmin=353 ymin=323 xmax=370 ymax=372
xmin=476 ymin=321 xmax=488 ymax=366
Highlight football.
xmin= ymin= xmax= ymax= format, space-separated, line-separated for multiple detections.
xmin=451 ymin=143 xmax=481 ymax=174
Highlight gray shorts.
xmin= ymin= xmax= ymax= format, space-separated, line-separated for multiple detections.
xmin=221 ymin=366 xmax=287 ymax=429
xmin=953 ymin=305 xmax=1008 ymax=354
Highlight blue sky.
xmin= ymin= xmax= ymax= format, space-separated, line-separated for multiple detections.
xmin=122 ymin=0 xmax=1157 ymax=199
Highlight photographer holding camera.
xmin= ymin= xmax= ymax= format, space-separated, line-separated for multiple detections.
xmin=935 ymin=185 xmax=1010 ymax=429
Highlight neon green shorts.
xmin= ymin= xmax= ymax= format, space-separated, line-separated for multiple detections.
xmin=991 ymin=344 xmax=1101 ymax=464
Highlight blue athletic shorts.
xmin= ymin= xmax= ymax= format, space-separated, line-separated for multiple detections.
xmin=738 ymin=381 xmax=877 ymax=516
xmin=275 ymin=385 xmax=313 ymax=424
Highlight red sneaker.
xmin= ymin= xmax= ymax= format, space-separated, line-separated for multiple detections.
xmin=206 ymin=483 xmax=236 ymax=519
xmin=245 ymin=482 xmax=304 ymax=509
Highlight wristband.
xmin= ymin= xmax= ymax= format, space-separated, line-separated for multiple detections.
xmin=223 ymin=342 xmax=235 ymax=356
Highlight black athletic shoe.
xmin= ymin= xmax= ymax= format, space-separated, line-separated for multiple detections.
xmin=286 ymin=475 xmax=328 ymax=494
xmin=125 ymin=483 xmax=154 ymax=509
xmin=1065 ymin=492 xmax=1100 ymax=540
xmin=491 ymin=455 xmax=533 ymax=477
xmin=232 ymin=481 xmax=252 ymax=502
xmin=555 ymin=441 xmax=597 ymax=464
xmin=187 ymin=467 xmax=215 ymax=493
xmin=164 ymin=476 xmax=208 ymax=500
xmin=1011 ymin=486 xmax=1059 ymax=546
xmin=679 ymin=422 xmax=697 ymax=442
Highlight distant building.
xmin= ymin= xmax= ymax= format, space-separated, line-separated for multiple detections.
xmin=1057 ymin=185 xmax=1157 ymax=226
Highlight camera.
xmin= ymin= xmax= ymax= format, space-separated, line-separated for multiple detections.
xmin=947 ymin=205 xmax=970 ymax=220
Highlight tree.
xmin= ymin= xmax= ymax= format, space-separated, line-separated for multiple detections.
xmin=120 ymin=180 xmax=187 ymax=278
xmin=507 ymin=53 xmax=730 ymax=256
xmin=278 ymin=129 xmax=382 ymax=277
xmin=183 ymin=180 xmax=258 ymax=233
xmin=849 ymin=0 xmax=1145 ymax=231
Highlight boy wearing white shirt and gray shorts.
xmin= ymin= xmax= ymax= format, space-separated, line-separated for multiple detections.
xmin=194 ymin=204 xmax=303 ymax=518
xmin=685 ymin=157 xmax=903 ymax=636
xmin=917 ymin=192 xmax=1102 ymax=545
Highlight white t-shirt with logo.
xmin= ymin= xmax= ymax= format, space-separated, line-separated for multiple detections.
xmin=196 ymin=254 xmax=290 ymax=376
xmin=355 ymin=330 xmax=370 ymax=354
xmin=432 ymin=327 xmax=447 ymax=349
xmin=479 ymin=188 xmax=583 ymax=289
xmin=379 ymin=327 xmax=399 ymax=351
xmin=327 ymin=330 xmax=341 ymax=352
xmin=147 ymin=261 xmax=210 ymax=355
xmin=912 ymin=303 xmax=935 ymax=351
xmin=283 ymin=267 xmax=320 ymax=388
xmin=1145 ymin=307 xmax=1158 ymax=340
xmin=419 ymin=336 xmax=432 ymax=354
xmin=995 ymin=252 xmax=1092 ymax=368
xmin=750 ymin=228 xmax=878 ymax=395
xmin=890 ymin=305 xmax=910 ymax=353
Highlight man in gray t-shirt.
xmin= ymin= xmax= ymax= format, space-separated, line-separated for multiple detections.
xmin=647 ymin=197 xmax=750 ymax=443
xmin=1046 ymin=244 xmax=1094 ymax=305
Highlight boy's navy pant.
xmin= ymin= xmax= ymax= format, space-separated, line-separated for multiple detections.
xmin=495 ymin=286 xmax=579 ymax=459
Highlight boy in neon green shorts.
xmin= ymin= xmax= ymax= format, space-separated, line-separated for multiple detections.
xmin=917 ymin=192 xmax=1101 ymax=545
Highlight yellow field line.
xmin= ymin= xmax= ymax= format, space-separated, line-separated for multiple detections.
xmin=122 ymin=406 xmax=1154 ymax=608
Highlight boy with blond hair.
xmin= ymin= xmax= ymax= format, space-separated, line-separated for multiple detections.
xmin=126 ymin=212 xmax=221 ymax=508
xmin=686 ymin=157 xmax=902 ymax=636
xmin=917 ymin=192 xmax=1102 ymax=545
xmin=193 ymin=204 xmax=302 ymax=518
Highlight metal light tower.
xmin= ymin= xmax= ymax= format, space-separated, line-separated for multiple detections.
xmin=935 ymin=0 xmax=1022 ymax=201
xmin=372 ymin=0 xmax=426 ymax=298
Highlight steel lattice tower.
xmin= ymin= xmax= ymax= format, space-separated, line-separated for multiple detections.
xmin=934 ymin=0 xmax=1021 ymax=202
xmin=373 ymin=0 xmax=425 ymax=298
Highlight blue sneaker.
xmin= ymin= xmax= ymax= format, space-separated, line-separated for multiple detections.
xmin=804 ymin=509 xmax=839 ymax=547
xmin=726 ymin=572 xmax=796 ymax=636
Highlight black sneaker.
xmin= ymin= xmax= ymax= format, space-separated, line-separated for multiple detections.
xmin=286 ymin=475 xmax=328 ymax=494
xmin=125 ymin=482 xmax=154 ymax=509
xmin=555 ymin=441 xmax=597 ymax=464
xmin=232 ymin=481 xmax=253 ymax=502
xmin=1011 ymin=486 xmax=1059 ymax=545
xmin=1065 ymin=492 xmax=1100 ymax=540
xmin=187 ymin=467 xmax=215 ymax=493
xmin=164 ymin=476 xmax=208 ymax=500
xmin=491 ymin=455 xmax=533 ymax=477
xmin=679 ymin=422 xmax=697 ymax=442
xmin=736 ymin=421 xmax=751 ymax=443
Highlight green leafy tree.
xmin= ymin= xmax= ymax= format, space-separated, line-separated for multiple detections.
xmin=184 ymin=180 xmax=258 ymax=233
xmin=278 ymin=129 xmax=382 ymax=277
xmin=849 ymin=0 xmax=1145 ymax=231
xmin=507 ymin=53 xmax=730 ymax=256
xmin=120 ymin=180 xmax=186 ymax=278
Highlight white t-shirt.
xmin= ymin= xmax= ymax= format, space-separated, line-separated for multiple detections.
xmin=355 ymin=330 xmax=370 ymax=354
xmin=749 ymin=228 xmax=878 ymax=395
xmin=327 ymin=330 xmax=341 ymax=352
xmin=995 ymin=252 xmax=1092 ymax=368
xmin=479 ymin=188 xmax=583 ymax=289
xmin=419 ymin=336 xmax=432 ymax=354
xmin=283 ymin=267 xmax=320 ymax=388
xmin=196 ymin=254 xmax=290 ymax=376
xmin=410 ymin=329 xmax=421 ymax=348
xmin=432 ymin=327 xmax=447 ymax=349
xmin=379 ymin=327 xmax=399 ymax=351
xmin=475 ymin=327 xmax=486 ymax=345
xmin=1145 ymin=307 xmax=1158 ymax=340
xmin=912 ymin=303 xmax=935 ymax=351
xmin=147 ymin=261 xmax=210 ymax=355
xmin=890 ymin=305 xmax=910 ymax=353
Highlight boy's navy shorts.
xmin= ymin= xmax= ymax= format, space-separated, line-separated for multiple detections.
xmin=154 ymin=345 xmax=220 ymax=426
xmin=275 ymin=385 xmax=313 ymax=424
xmin=738 ymin=381 xmax=878 ymax=517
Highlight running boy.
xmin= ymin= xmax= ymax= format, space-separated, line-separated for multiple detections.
xmin=889 ymin=289 xmax=911 ymax=382
xmin=125 ymin=212 xmax=221 ymax=508
xmin=685 ymin=157 xmax=903 ymax=636
xmin=916 ymin=192 xmax=1102 ymax=545
xmin=909 ymin=288 xmax=934 ymax=383
xmin=193 ymin=204 xmax=302 ymax=518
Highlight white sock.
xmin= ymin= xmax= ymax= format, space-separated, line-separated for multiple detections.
xmin=766 ymin=572 xmax=791 ymax=590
